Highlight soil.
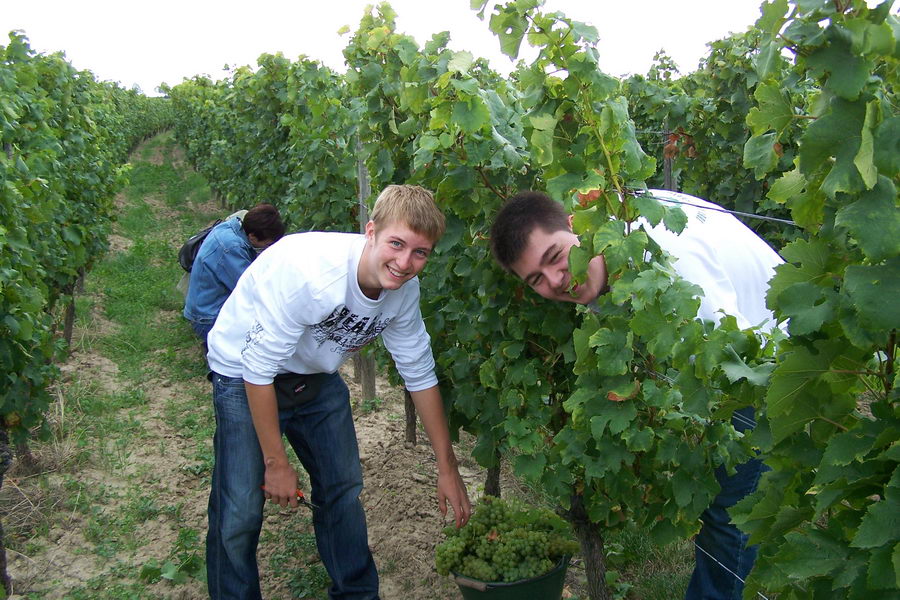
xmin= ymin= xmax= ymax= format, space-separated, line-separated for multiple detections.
xmin=2 ymin=136 xmax=582 ymax=599
xmin=6 ymin=346 xmax=488 ymax=599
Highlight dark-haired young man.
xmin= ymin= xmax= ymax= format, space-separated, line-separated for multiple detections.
xmin=490 ymin=188 xmax=783 ymax=600
xmin=184 ymin=203 xmax=286 ymax=343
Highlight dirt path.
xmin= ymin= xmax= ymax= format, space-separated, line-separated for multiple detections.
xmin=3 ymin=135 xmax=499 ymax=600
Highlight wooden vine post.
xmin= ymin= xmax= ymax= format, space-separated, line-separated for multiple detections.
xmin=403 ymin=389 xmax=416 ymax=445
xmin=0 ymin=428 xmax=11 ymax=596
xmin=353 ymin=137 xmax=378 ymax=404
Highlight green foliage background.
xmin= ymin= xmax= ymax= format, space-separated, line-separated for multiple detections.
xmin=167 ymin=1 xmax=898 ymax=597
xmin=1 ymin=32 xmax=173 ymax=441
xmin=8 ymin=0 xmax=895 ymax=597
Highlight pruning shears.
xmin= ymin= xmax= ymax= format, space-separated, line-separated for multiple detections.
xmin=260 ymin=485 xmax=319 ymax=510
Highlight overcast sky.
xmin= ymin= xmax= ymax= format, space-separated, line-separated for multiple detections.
xmin=3 ymin=0 xmax=768 ymax=95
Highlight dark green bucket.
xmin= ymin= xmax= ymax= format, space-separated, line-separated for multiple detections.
xmin=452 ymin=557 xmax=569 ymax=600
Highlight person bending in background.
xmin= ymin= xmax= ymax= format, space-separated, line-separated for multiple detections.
xmin=183 ymin=203 xmax=285 ymax=345
xmin=490 ymin=189 xmax=783 ymax=600
xmin=204 ymin=185 xmax=471 ymax=600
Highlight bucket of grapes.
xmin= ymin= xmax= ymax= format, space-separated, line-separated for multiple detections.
xmin=435 ymin=496 xmax=579 ymax=600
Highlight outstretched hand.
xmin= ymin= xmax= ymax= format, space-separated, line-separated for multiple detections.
xmin=437 ymin=469 xmax=471 ymax=528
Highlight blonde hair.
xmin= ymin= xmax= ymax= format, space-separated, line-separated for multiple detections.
xmin=371 ymin=185 xmax=446 ymax=243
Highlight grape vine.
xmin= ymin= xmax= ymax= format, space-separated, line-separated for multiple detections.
xmin=166 ymin=2 xmax=898 ymax=598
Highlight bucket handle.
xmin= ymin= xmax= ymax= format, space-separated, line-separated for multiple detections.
xmin=454 ymin=575 xmax=490 ymax=592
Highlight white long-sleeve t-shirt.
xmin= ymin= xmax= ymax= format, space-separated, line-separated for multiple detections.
xmin=639 ymin=189 xmax=784 ymax=333
xmin=206 ymin=232 xmax=438 ymax=392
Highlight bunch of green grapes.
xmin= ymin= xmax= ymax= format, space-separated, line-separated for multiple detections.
xmin=434 ymin=496 xmax=579 ymax=582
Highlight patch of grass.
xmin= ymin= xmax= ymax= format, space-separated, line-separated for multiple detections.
xmin=82 ymin=486 xmax=168 ymax=558
xmin=139 ymin=525 xmax=205 ymax=587
xmin=156 ymin=340 xmax=210 ymax=382
xmin=357 ymin=395 xmax=384 ymax=414
xmin=605 ymin=522 xmax=693 ymax=599
xmin=264 ymin=524 xmax=329 ymax=599
xmin=166 ymin=169 xmax=212 ymax=208
xmin=126 ymin=491 xmax=162 ymax=523
xmin=163 ymin=389 xmax=216 ymax=479
xmin=61 ymin=476 xmax=109 ymax=515
xmin=124 ymin=163 xmax=181 ymax=203
xmin=127 ymin=132 xmax=212 ymax=212
xmin=92 ymin=243 xmax=191 ymax=378
xmin=61 ymin=561 xmax=162 ymax=600
xmin=71 ymin=296 xmax=101 ymax=353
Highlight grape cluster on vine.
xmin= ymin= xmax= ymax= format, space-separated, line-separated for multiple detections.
xmin=435 ymin=496 xmax=579 ymax=583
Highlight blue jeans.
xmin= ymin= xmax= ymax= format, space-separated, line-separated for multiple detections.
xmin=206 ymin=372 xmax=379 ymax=600
xmin=686 ymin=406 xmax=768 ymax=600
xmin=189 ymin=319 xmax=214 ymax=344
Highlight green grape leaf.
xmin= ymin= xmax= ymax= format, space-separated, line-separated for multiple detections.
xmin=452 ymin=98 xmax=490 ymax=134
xmin=835 ymin=176 xmax=900 ymax=262
xmin=754 ymin=0 xmax=788 ymax=78
xmin=774 ymin=530 xmax=848 ymax=579
xmin=766 ymin=341 xmax=841 ymax=443
xmin=821 ymin=430 xmax=875 ymax=467
xmin=757 ymin=0 xmax=789 ymax=35
xmin=868 ymin=544 xmax=896 ymax=590
xmin=546 ymin=172 xmax=583 ymax=201
xmin=807 ymin=36 xmax=872 ymax=101
xmin=633 ymin=194 xmax=665 ymax=226
xmin=767 ymin=165 xmax=807 ymax=204
xmin=744 ymin=132 xmax=779 ymax=179
xmin=448 ymin=51 xmax=475 ymax=74
xmin=778 ymin=281 xmax=836 ymax=336
xmin=472 ymin=428 xmax=502 ymax=467
xmin=799 ymin=97 xmax=866 ymax=197
xmin=747 ymin=82 xmax=794 ymax=136
xmin=844 ymin=259 xmax=900 ymax=332
xmin=513 ymin=452 xmax=546 ymax=481
xmin=572 ymin=206 xmax=609 ymax=236
xmin=488 ymin=9 xmax=527 ymax=59
xmin=160 ymin=561 xmax=182 ymax=581
xmin=851 ymin=495 xmax=900 ymax=548
xmin=873 ymin=116 xmax=900 ymax=176
xmin=624 ymin=427 xmax=654 ymax=452
xmin=893 ymin=542 xmax=900 ymax=589
xmin=767 ymin=238 xmax=831 ymax=307
xmin=661 ymin=205 xmax=687 ymax=234
xmin=853 ymin=100 xmax=878 ymax=189
xmin=568 ymin=244 xmax=592 ymax=285
xmin=587 ymin=327 xmax=631 ymax=376
xmin=450 ymin=78 xmax=480 ymax=96
xmin=529 ymin=113 xmax=558 ymax=166
xmin=721 ymin=346 xmax=776 ymax=386
xmin=570 ymin=21 xmax=599 ymax=44
xmin=590 ymin=400 xmax=638 ymax=437
xmin=649 ymin=519 xmax=682 ymax=547
xmin=755 ymin=39 xmax=781 ymax=81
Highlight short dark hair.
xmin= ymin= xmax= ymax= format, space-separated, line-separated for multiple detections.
xmin=242 ymin=203 xmax=285 ymax=242
xmin=490 ymin=191 xmax=570 ymax=271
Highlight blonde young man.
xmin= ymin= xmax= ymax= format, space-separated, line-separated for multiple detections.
xmin=205 ymin=185 xmax=471 ymax=600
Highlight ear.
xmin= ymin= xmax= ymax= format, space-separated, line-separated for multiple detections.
xmin=567 ymin=213 xmax=575 ymax=231
xmin=364 ymin=220 xmax=376 ymax=240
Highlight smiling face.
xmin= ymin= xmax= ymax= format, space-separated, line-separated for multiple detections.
xmin=357 ymin=220 xmax=435 ymax=299
xmin=509 ymin=223 xmax=608 ymax=305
